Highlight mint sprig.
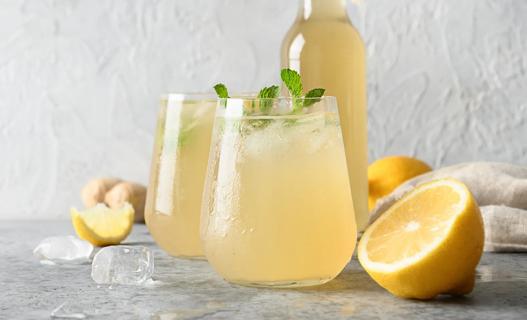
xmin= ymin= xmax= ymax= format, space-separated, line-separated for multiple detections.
xmin=213 ymin=69 xmax=325 ymax=116
xmin=280 ymin=68 xmax=325 ymax=112
xmin=257 ymin=85 xmax=279 ymax=112
xmin=280 ymin=69 xmax=303 ymax=98
xmin=213 ymin=83 xmax=229 ymax=98
xmin=214 ymin=83 xmax=229 ymax=108
xmin=257 ymin=85 xmax=280 ymax=99
xmin=304 ymin=88 xmax=325 ymax=107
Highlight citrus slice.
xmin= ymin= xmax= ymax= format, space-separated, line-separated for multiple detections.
xmin=358 ymin=178 xmax=484 ymax=299
xmin=71 ymin=203 xmax=134 ymax=247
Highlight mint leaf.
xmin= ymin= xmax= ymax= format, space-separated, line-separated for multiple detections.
xmin=178 ymin=126 xmax=193 ymax=146
xmin=213 ymin=83 xmax=229 ymax=98
xmin=303 ymin=88 xmax=325 ymax=107
xmin=280 ymin=68 xmax=302 ymax=97
xmin=292 ymin=98 xmax=303 ymax=113
xmin=257 ymin=85 xmax=279 ymax=112
xmin=177 ymin=120 xmax=199 ymax=147
xmin=257 ymin=85 xmax=279 ymax=99
xmin=214 ymin=70 xmax=326 ymax=127
xmin=249 ymin=119 xmax=272 ymax=130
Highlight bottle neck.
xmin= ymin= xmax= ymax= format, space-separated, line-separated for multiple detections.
xmin=299 ymin=0 xmax=348 ymax=21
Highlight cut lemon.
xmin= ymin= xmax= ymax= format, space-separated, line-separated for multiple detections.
xmin=358 ymin=178 xmax=484 ymax=299
xmin=71 ymin=203 xmax=134 ymax=247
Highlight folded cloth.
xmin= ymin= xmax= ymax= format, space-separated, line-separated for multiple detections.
xmin=369 ymin=162 xmax=527 ymax=252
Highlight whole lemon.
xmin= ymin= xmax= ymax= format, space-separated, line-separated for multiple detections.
xmin=368 ymin=156 xmax=432 ymax=211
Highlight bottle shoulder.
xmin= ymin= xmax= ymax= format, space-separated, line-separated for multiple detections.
xmin=282 ymin=20 xmax=364 ymax=51
xmin=285 ymin=20 xmax=362 ymax=39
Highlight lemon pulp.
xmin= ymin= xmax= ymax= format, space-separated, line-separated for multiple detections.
xmin=71 ymin=203 xmax=134 ymax=247
xmin=359 ymin=179 xmax=484 ymax=299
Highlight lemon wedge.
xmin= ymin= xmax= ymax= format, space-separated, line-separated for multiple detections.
xmin=71 ymin=203 xmax=134 ymax=247
xmin=358 ymin=178 xmax=484 ymax=299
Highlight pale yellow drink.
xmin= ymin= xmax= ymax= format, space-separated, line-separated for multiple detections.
xmin=145 ymin=94 xmax=215 ymax=258
xmin=281 ymin=0 xmax=368 ymax=231
xmin=201 ymin=97 xmax=356 ymax=287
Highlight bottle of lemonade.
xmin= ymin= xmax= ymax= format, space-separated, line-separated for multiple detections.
xmin=281 ymin=0 xmax=368 ymax=231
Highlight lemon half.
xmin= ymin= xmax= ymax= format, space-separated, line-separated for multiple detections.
xmin=358 ymin=178 xmax=484 ymax=299
xmin=71 ymin=203 xmax=134 ymax=246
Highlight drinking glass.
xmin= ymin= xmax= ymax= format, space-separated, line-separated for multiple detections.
xmin=145 ymin=93 xmax=216 ymax=258
xmin=201 ymin=96 xmax=357 ymax=287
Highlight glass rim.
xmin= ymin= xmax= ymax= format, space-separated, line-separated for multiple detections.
xmin=217 ymin=96 xmax=338 ymax=119
xmin=160 ymin=94 xmax=335 ymax=102
xmin=218 ymin=96 xmax=336 ymax=102
xmin=161 ymin=92 xmax=217 ymax=102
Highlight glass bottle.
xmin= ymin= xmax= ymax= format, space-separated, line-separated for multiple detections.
xmin=281 ymin=0 xmax=368 ymax=231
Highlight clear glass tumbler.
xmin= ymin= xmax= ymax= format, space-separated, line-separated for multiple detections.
xmin=201 ymin=96 xmax=357 ymax=287
xmin=145 ymin=93 xmax=216 ymax=258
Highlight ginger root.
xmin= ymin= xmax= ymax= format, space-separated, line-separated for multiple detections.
xmin=81 ymin=178 xmax=122 ymax=208
xmin=80 ymin=178 xmax=146 ymax=223
xmin=104 ymin=182 xmax=146 ymax=223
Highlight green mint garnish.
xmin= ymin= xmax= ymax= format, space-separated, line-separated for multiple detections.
xmin=304 ymin=88 xmax=325 ymax=107
xmin=178 ymin=125 xmax=193 ymax=146
xmin=213 ymin=83 xmax=229 ymax=98
xmin=257 ymin=85 xmax=279 ymax=112
xmin=213 ymin=70 xmax=326 ymax=131
xmin=257 ymin=85 xmax=280 ymax=99
xmin=280 ymin=68 xmax=324 ymax=112
xmin=214 ymin=83 xmax=229 ymax=108
xmin=280 ymin=69 xmax=303 ymax=98
xmin=177 ymin=117 xmax=202 ymax=147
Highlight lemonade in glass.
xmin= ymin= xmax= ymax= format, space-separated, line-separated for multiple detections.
xmin=145 ymin=94 xmax=215 ymax=258
xmin=201 ymin=96 xmax=357 ymax=287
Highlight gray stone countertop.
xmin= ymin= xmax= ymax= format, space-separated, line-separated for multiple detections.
xmin=1 ymin=221 xmax=526 ymax=320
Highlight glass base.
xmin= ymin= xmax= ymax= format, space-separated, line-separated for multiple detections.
xmin=226 ymin=277 xmax=334 ymax=288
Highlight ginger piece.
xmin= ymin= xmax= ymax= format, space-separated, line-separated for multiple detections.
xmin=81 ymin=178 xmax=122 ymax=208
xmin=104 ymin=182 xmax=147 ymax=223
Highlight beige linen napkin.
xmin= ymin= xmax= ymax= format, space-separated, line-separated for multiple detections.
xmin=369 ymin=162 xmax=527 ymax=252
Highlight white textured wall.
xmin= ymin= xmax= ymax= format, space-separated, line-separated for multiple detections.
xmin=0 ymin=0 xmax=526 ymax=219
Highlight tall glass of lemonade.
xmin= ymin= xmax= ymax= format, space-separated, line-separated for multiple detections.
xmin=145 ymin=94 xmax=216 ymax=258
xmin=201 ymin=96 xmax=356 ymax=287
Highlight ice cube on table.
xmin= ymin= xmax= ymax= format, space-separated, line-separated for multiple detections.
xmin=33 ymin=236 xmax=93 ymax=264
xmin=91 ymin=246 xmax=154 ymax=285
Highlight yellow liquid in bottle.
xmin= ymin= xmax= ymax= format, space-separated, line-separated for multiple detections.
xmin=281 ymin=0 xmax=368 ymax=231
xmin=145 ymin=97 xmax=215 ymax=258
xmin=201 ymin=112 xmax=356 ymax=286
